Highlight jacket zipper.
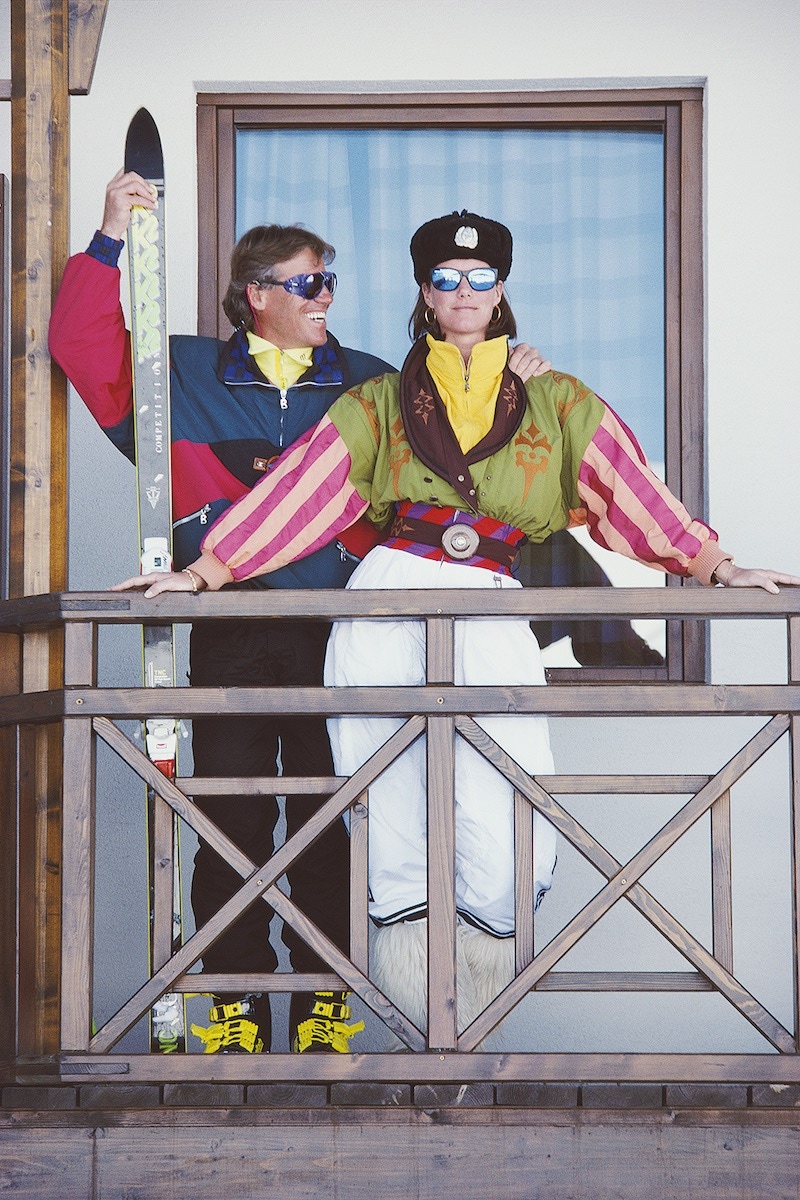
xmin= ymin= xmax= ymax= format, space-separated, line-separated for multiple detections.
xmin=279 ymin=386 xmax=288 ymax=447
xmin=173 ymin=503 xmax=212 ymax=528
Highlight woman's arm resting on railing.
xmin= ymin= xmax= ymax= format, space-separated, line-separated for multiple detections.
xmin=111 ymin=413 xmax=371 ymax=598
xmin=110 ymin=567 xmax=208 ymax=597
xmin=575 ymin=403 xmax=800 ymax=593
xmin=711 ymin=560 xmax=800 ymax=594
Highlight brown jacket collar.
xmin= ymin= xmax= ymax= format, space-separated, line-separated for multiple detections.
xmin=399 ymin=336 xmax=527 ymax=512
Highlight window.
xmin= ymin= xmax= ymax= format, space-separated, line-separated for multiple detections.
xmin=197 ymin=88 xmax=705 ymax=681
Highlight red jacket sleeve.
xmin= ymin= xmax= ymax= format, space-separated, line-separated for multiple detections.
xmin=48 ymin=253 xmax=134 ymax=433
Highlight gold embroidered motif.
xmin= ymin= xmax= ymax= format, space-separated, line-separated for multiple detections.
xmin=413 ymin=387 xmax=436 ymax=425
xmin=356 ymin=391 xmax=381 ymax=442
xmin=501 ymin=381 xmax=519 ymax=417
xmin=551 ymin=370 xmax=592 ymax=424
xmin=514 ymin=424 xmax=552 ymax=500
xmin=388 ymin=412 xmax=413 ymax=494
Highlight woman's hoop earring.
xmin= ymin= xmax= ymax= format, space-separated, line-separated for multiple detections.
xmin=490 ymin=304 xmax=502 ymax=323
xmin=424 ymin=307 xmax=436 ymax=327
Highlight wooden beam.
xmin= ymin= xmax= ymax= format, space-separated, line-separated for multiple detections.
xmin=10 ymin=0 xmax=70 ymax=1058
xmin=68 ymin=0 xmax=108 ymax=96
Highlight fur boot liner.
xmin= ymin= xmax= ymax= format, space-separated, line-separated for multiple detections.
xmin=456 ymin=923 xmax=516 ymax=1050
xmin=371 ymin=918 xmax=484 ymax=1047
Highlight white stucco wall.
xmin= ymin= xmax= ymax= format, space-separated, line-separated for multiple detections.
xmin=3 ymin=0 xmax=799 ymax=1053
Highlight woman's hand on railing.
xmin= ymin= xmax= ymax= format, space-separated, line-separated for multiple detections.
xmin=714 ymin=561 xmax=800 ymax=594
xmin=110 ymin=570 xmax=205 ymax=599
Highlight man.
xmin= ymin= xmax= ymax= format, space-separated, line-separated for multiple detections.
xmin=49 ymin=169 xmax=395 ymax=1055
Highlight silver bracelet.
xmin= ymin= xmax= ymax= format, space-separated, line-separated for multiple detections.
xmin=711 ymin=557 xmax=735 ymax=586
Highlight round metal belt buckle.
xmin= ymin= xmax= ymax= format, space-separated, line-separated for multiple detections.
xmin=441 ymin=523 xmax=480 ymax=560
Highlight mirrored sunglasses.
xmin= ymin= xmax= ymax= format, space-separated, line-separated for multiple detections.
xmin=429 ymin=266 xmax=499 ymax=292
xmin=254 ymin=270 xmax=337 ymax=299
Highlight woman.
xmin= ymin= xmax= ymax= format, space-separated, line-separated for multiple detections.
xmin=121 ymin=210 xmax=799 ymax=1039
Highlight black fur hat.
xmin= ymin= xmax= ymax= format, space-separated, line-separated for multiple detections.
xmin=410 ymin=210 xmax=513 ymax=285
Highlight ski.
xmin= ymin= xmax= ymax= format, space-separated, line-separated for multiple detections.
xmin=125 ymin=107 xmax=185 ymax=1053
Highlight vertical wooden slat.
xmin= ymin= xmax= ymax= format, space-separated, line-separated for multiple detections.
xmin=425 ymin=615 xmax=457 ymax=1046
xmin=0 ymin=173 xmax=17 ymax=1067
xmin=349 ymin=795 xmax=370 ymax=974
xmin=0 ymin=642 xmax=19 ymax=1067
xmin=426 ymin=714 xmax=457 ymax=1050
xmin=514 ymin=790 xmax=534 ymax=974
xmin=60 ymin=621 xmax=96 ymax=1049
xmin=426 ymin=615 xmax=455 ymax=685
xmin=788 ymin=616 xmax=800 ymax=1050
xmin=16 ymin=721 xmax=64 ymax=1053
xmin=63 ymin=619 xmax=96 ymax=686
xmin=151 ymin=791 xmax=176 ymax=972
xmin=10 ymin=0 xmax=70 ymax=1057
xmin=60 ymin=716 xmax=95 ymax=1048
xmin=710 ymin=789 xmax=734 ymax=975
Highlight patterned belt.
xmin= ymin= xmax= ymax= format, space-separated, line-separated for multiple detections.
xmin=386 ymin=502 xmax=525 ymax=574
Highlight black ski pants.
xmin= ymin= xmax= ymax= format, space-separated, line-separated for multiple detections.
xmin=188 ymin=616 xmax=350 ymax=977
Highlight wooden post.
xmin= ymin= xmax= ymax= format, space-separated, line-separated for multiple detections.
xmin=788 ymin=616 xmax=800 ymax=1051
xmin=0 ymin=174 xmax=17 ymax=1076
xmin=9 ymin=0 xmax=70 ymax=1057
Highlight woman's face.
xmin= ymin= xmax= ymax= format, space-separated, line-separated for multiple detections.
xmin=421 ymin=257 xmax=503 ymax=346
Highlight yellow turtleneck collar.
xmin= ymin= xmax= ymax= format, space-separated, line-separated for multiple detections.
xmin=246 ymin=331 xmax=314 ymax=390
xmin=425 ymin=334 xmax=509 ymax=453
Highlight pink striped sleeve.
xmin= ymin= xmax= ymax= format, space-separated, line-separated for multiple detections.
xmin=577 ymin=403 xmax=730 ymax=583
xmin=198 ymin=414 xmax=368 ymax=584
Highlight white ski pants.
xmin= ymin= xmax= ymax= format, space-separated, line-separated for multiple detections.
xmin=324 ymin=545 xmax=558 ymax=937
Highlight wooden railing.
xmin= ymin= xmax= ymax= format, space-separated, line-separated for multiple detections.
xmin=2 ymin=586 xmax=800 ymax=1085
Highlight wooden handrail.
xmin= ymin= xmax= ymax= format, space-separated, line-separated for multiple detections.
xmin=3 ymin=586 xmax=800 ymax=632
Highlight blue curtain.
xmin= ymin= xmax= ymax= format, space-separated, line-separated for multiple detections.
xmin=236 ymin=127 xmax=664 ymax=464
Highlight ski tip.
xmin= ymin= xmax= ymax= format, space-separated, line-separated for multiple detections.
xmin=125 ymin=108 xmax=164 ymax=183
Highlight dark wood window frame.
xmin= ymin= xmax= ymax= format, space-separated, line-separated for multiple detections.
xmin=196 ymin=88 xmax=705 ymax=682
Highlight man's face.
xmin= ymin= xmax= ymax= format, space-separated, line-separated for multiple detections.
xmin=246 ymin=247 xmax=334 ymax=349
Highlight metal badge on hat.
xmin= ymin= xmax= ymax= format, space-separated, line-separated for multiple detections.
xmin=454 ymin=225 xmax=479 ymax=249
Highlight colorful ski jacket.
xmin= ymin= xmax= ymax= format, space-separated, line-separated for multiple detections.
xmin=48 ymin=243 xmax=394 ymax=589
xmin=190 ymin=338 xmax=731 ymax=592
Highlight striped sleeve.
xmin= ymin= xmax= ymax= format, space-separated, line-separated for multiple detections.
xmin=577 ymin=403 xmax=732 ymax=585
xmin=195 ymin=414 xmax=368 ymax=588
